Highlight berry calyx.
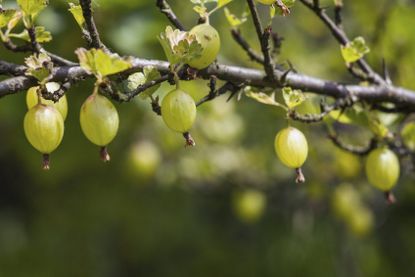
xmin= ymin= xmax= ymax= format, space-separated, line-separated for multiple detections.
xmin=24 ymin=104 xmax=65 ymax=170
xmin=188 ymin=23 xmax=220 ymax=69
xmin=80 ymin=93 xmax=119 ymax=162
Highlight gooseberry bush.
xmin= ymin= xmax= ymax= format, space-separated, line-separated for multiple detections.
xmin=0 ymin=0 xmax=414 ymax=234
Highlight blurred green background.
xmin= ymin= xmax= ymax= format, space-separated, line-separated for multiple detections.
xmin=1 ymin=0 xmax=415 ymax=276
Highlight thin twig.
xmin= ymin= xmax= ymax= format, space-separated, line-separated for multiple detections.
xmin=156 ymin=0 xmax=185 ymax=31
xmin=79 ymin=0 xmax=108 ymax=50
xmin=246 ymin=0 xmax=278 ymax=82
xmin=299 ymin=0 xmax=384 ymax=84
xmin=231 ymin=29 xmax=264 ymax=64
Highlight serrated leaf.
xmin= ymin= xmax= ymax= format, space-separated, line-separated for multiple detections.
xmin=9 ymin=26 xmax=52 ymax=43
xmin=75 ymin=48 xmax=132 ymax=78
xmin=68 ymin=3 xmax=85 ymax=28
xmin=123 ymin=66 xmax=162 ymax=99
xmin=224 ymin=7 xmax=247 ymax=27
xmin=17 ymin=0 xmax=48 ymax=19
xmin=245 ymin=87 xmax=286 ymax=110
xmin=282 ymin=87 xmax=306 ymax=109
xmin=25 ymin=53 xmax=52 ymax=82
xmin=0 ymin=9 xmax=17 ymax=28
xmin=341 ymin=36 xmax=370 ymax=64
xmin=158 ymin=26 xmax=203 ymax=65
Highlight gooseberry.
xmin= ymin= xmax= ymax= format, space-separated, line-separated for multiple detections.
xmin=24 ymin=104 xmax=64 ymax=170
xmin=80 ymin=93 xmax=119 ymax=162
xmin=161 ymin=88 xmax=196 ymax=133
xmin=274 ymin=127 xmax=308 ymax=183
xmin=188 ymin=24 xmax=220 ymax=70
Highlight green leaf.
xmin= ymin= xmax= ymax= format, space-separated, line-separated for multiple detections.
xmin=75 ymin=48 xmax=132 ymax=78
xmin=282 ymin=87 xmax=306 ymax=109
xmin=9 ymin=26 xmax=52 ymax=43
xmin=367 ymin=112 xmax=389 ymax=139
xmin=17 ymin=0 xmax=48 ymax=19
xmin=68 ymin=3 xmax=85 ymax=28
xmin=123 ymin=66 xmax=162 ymax=99
xmin=245 ymin=87 xmax=286 ymax=110
xmin=25 ymin=53 xmax=52 ymax=82
xmin=158 ymin=26 xmax=203 ymax=65
xmin=6 ymin=10 xmax=22 ymax=32
xmin=341 ymin=36 xmax=370 ymax=64
xmin=402 ymin=122 xmax=415 ymax=151
xmin=224 ymin=7 xmax=247 ymax=27
xmin=217 ymin=0 xmax=232 ymax=8
xmin=0 ymin=9 xmax=18 ymax=28
xmin=193 ymin=5 xmax=207 ymax=17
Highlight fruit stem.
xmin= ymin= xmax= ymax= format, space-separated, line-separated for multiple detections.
xmin=100 ymin=146 xmax=111 ymax=162
xmin=385 ymin=191 xmax=396 ymax=205
xmin=295 ymin=168 xmax=305 ymax=184
xmin=42 ymin=154 xmax=50 ymax=170
xmin=183 ymin=132 xmax=196 ymax=147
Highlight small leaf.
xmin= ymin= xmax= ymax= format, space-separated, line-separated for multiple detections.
xmin=123 ymin=66 xmax=162 ymax=99
xmin=282 ymin=87 xmax=306 ymax=109
xmin=0 ymin=9 xmax=17 ymax=28
xmin=17 ymin=0 xmax=48 ymax=19
xmin=158 ymin=26 xmax=203 ymax=65
xmin=9 ymin=26 xmax=52 ymax=43
xmin=402 ymin=122 xmax=415 ymax=151
xmin=75 ymin=48 xmax=132 ymax=78
xmin=341 ymin=36 xmax=370 ymax=64
xmin=245 ymin=87 xmax=286 ymax=110
xmin=68 ymin=3 xmax=85 ymax=28
xmin=25 ymin=53 xmax=52 ymax=82
xmin=7 ymin=10 xmax=22 ymax=32
xmin=217 ymin=0 xmax=232 ymax=8
xmin=224 ymin=7 xmax=247 ymax=27
xmin=367 ymin=112 xmax=389 ymax=139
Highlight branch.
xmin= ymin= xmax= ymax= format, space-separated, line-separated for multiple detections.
xmin=299 ymin=0 xmax=384 ymax=84
xmin=0 ymin=60 xmax=26 ymax=76
xmin=231 ymin=29 xmax=264 ymax=64
xmin=156 ymin=0 xmax=185 ymax=31
xmin=79 ymin=0 xmax=108 ymax=50
xmin=1 ymin=58 xmax=415 ymax=110
xmin=328 ymin=134 xmax=378 ymax=156
xmin=246 ymin=0 xmax=278 ymax=82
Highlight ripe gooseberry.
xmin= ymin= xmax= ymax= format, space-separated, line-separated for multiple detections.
xmin=24 ymin=104 xmax=64 ymax=170
xmin=365 ymin=147 xmax=400 ymax=203
xmin=161 ymin=88 xmax=196 ymax=133
xmin=26 ymin=86 xmax=68 ymax=120
xmin=80 ymin=93 xmax=119 ymax=162
xmin=188 ymin=24 xmax=220 ymax=70
xmin=274 ymin=127 xmax=308 ymax=183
